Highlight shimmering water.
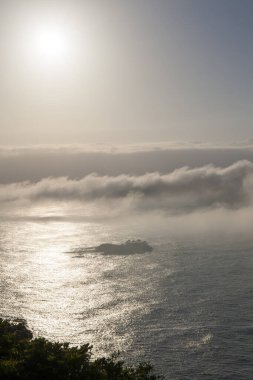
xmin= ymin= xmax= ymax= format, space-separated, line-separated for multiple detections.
xmin=0 ymin=219 xmax=252 ymax=379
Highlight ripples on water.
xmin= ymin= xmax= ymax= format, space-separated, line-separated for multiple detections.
xmin=0 ymin=219 xmax=252 ymax=379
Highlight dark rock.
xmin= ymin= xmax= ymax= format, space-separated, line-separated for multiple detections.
xmin=93 ymin=240 xmax=153 ymax=255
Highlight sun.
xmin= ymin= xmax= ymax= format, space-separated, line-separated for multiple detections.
xmin=32 ymin=24 xmax=70 ymax=65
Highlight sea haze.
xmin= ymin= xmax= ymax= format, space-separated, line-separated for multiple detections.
xmin=1 ymin=145 xmax=253 ymax=379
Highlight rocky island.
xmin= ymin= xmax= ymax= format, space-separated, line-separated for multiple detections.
xmin=93 ymin=240 xmax=153 ymax=255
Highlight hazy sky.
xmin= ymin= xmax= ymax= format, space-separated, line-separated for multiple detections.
xmin=1 ymin=0 xmax=253 ymax=145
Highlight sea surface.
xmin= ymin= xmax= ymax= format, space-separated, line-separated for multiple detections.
xmin=0 ymin=218 xmax=252 ymax=379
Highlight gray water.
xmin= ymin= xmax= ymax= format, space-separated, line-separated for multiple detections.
xmin=0 ymin=219 xmax=252 ymax=379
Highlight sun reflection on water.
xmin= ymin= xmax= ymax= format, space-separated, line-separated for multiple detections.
xmin=1 ymin=215 xmax=252 ymax=379
xmin=0 ymin=217 xmax=163 ymax=356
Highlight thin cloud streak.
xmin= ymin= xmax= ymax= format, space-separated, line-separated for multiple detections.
xmin=2 ymin=140 xmax=253 ymax=156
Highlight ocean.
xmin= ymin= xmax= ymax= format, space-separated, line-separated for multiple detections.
xmin=0 ymin=218 xmax=252 ymax=379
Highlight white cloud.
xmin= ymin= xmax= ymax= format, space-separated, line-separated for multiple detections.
xmin=1 ymin=161 xmax=253 ymax=215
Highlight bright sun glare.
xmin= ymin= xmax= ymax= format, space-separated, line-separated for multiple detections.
xmin=32 ymin=24 xmax=70 ymax=64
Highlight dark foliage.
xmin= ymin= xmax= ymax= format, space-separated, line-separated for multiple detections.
xmin=0 ymin=318 xmax=163 ymax=380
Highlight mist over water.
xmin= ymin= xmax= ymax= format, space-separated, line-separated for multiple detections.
xmin=0 ymin=215 xmax=252 ymax=379
xmin=1 ymin=157 xmax=253 ymax=379
xmin=1 ymin=146 xmax=253 ymax=379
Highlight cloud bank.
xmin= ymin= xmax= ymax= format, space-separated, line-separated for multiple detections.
xmin=2 ymin=142 xmax=253 ymax=184
xmin=1 ymin=161 xmax=253 ymax=215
